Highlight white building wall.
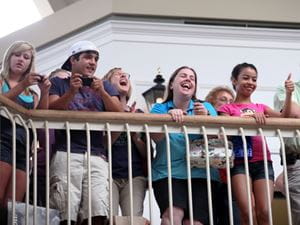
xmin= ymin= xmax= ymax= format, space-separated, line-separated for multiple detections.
xmin=36 ymin=19 xmax=300 ymax=110
xmin=36 ymin=19 xmax=300 ymax=221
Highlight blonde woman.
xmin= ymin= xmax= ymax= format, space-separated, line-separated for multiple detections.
xmin=205 ymin=86 xmax=234 ymax=110
xmin=0 ymin=41 xmax=51 ymax=210
xmin=103 ymin=68 xmax=147 ymax=216
xmin=205 ymin=86 xmax=241 ymax=225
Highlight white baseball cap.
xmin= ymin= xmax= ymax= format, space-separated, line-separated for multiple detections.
xmin=61 ymin=40 xmax=99 ymax=71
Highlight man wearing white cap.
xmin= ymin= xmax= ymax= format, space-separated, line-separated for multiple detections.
xmin=49 ymin=40 xmax=122 ymax=225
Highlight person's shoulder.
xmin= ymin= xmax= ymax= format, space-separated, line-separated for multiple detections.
xmin=202 ymin=101 xmax=217 ymax=116
xmin=50 ymin=76 xmax=69 ymax=84
xmin=103 ymin=79 xmax=116 ymax=89
xmin=218 ymin=103 xmax=233 ymax=111
xmin=49 ymin=77 xmax=70 ymax=95
xmin=103 ymin=79 xmax=119 ymax=95
xmin=254 ymin=103 xmax=270 ymax=111
xmin=150 ymin=102 xmax=169 ymax=114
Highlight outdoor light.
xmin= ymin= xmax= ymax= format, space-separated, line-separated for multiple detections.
xmin=142 ymin=69 xmax=166 ymax=111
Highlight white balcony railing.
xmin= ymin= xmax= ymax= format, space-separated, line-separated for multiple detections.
xmin=0 ymin=94 xmax=300 ymax=225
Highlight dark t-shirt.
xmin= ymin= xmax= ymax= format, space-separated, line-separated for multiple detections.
xmin=49 ymin=77 xmax=119 ymax=156
xmin=112 ymin=132 xmax=145 ymax=178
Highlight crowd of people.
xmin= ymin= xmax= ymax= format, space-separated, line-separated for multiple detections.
xmin=0 ymin=40 xmax=299 ymax=225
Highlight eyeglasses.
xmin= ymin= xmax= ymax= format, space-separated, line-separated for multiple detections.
xmin=113 ymin=72 xmax=130 ymax=79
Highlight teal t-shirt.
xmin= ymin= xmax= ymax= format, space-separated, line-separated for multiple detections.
xmin=150 ymin=99 xmax=220 ymax=182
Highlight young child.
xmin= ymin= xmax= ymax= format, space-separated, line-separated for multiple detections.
xmin=218 ymin=62 xmax=294 ymax=225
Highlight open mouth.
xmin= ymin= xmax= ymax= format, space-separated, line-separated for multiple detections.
xmin=119 ymin=79 xmax=128 ymax=86
xmin=86 ymin=66 xmax=95 ymax=73
xmin=16 ymin=63 xmax=24 ymax=68
xmin=181 ymin=82 xmax=192 ymax=90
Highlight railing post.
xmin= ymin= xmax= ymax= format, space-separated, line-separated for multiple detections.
xmin=144 ymin=124 xmax=154 ymax=224
xmin=164 ymin=124 xmax=174 ymax=225
xmin=220 ymin=127 xmax=234 ymax=225
xmin=258 ymin=128 xmax=273 ymax=225
xmin=239 ymin=127 xmax=253 ymax=225
xmin=201 ymin=126 xmax=214 ymax=225
xmin=183 ymin=126 xmax=194 ymax=225
xmin=45 ymin=121 xmax=50 ymax=225
xmin=86 ymin=123 xmax=92 ymax=225
xmin=106 ymin=123 xmax=113 ymax=225
xmin=277 ymin=129 xmax=292 ymax=225
xmin=66 ymin=122 xmax=71 ymax=225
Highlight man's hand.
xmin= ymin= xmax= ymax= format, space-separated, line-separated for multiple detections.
xmin=285 ymin=73 xmax=294 ymax=95
xmin=69 ymin=73 xmax=82 ymax=93
xmin=91 ymin=78 xmax=105 ymax=95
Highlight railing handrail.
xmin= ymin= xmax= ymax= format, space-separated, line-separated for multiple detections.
xmin=1 ymin=94 xmax=300 ymax=132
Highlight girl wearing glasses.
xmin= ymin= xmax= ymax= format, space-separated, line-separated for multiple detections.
xmin=102 ymin=68 xmax=147 ymax=217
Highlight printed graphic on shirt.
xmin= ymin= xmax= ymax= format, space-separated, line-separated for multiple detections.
xmin=68 ymin=87 xmax=103 ymax=111
xmin=240 ymin=108 xmax=256 ymax=117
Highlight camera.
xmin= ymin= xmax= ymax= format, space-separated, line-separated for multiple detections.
xmin=37 ymin=74 xmax=45 ymax=83
xmin=194 ymin=99 xmax=204 ymax=103
xmin=81 ymin=77 xmax=94 ymax=86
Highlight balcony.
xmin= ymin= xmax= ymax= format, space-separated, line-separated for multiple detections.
xmin=0 ymin=94 xmax=299 ymax=225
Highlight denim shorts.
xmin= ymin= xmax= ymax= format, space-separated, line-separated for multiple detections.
xmin=231 ymin=161 xmax=274 ymax=181
xmin=0 ymin=136 xmax=27 ymax=171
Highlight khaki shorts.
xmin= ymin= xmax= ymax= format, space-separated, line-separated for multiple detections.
xmin=50 ymin=151 xmax=109 ymax=222
xmin=112 ymin=176 xmax=147 ymax=216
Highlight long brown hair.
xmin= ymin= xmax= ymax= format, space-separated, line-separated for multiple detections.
xmin=163 ymin=66 xmax=198 ymax=103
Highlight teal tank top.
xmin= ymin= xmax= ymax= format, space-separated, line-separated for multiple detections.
xmin=2 ymin=81 xmax=34 ymax=109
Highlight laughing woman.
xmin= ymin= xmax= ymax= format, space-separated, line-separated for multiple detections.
xmin=0 ymin=41 xmax=51 ymax=211
xmin=102 ymin=68 xmax=147 ymax=216
xmin=150 ymin=66 xmax=219 ymax=225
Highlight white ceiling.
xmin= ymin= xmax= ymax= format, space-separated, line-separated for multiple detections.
xmin=48 ymin=0 xmax=80 ymax=11
xmin=33 ymin=0 xmax=80 ymax=17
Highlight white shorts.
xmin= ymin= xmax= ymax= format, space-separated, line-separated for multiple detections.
xmin=50 ymin=151 xmax=109 ymax=222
